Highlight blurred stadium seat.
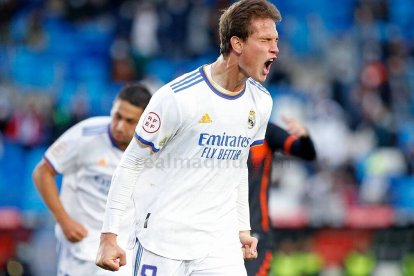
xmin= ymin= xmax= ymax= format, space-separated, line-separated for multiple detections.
xmin=0 ymin=142 xmax=24 ymax=209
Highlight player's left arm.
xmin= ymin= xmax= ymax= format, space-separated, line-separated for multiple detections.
xmin=237 ymin=168 xmax=258 ymax=260
xmin=238 ymin=92 xmax=272 ymax=259
xmin=240 ymin=230 xmax=258 ymax=260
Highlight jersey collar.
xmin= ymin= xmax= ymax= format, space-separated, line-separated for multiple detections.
xmin=107 ymin=124 xmax=124 ymax=152
xmin=199 ymin=66 xmax=246 ymax=100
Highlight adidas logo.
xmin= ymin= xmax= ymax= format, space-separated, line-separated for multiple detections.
xmin=198 ymin=113 xmax=212 ymax=124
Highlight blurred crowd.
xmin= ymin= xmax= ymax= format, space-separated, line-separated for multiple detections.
xmin=0 ymin=0 xmax=414 ymax=274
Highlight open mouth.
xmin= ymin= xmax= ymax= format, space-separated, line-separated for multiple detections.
xmin=264 ymin=58 xmax=275 ymax=74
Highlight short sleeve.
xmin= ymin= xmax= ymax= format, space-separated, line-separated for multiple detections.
xmin=44 ymin=124 xmax=82 ymax=174
xmin=134 ymin=87 xmax=181 ymax=153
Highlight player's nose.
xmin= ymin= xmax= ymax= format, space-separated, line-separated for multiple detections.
xmin=115 ymin=120 xmax=128 ymax=131
xmin=270 ymin=41 xmax=279 ymax=55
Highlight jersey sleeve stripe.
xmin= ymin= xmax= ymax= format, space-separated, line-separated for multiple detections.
xmin=171 ymin=73 xmax=202 ymax=89
xmin=251 ymin=139 xmax=265 ymax=147
xmin=170 ymin=70 xmax=200 ymax=88
xmin=43 ymin=155 xmax=60 ymax=174
xmin=173 ymin=77 xmax=204 ymax=93
xmin=134 ymin=133 xmax=160 ymax=153
xmin=82 ymin=125 xmax=108 ymax=136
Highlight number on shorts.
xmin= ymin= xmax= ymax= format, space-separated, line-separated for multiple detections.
xmin=141 ymin=264 xmax=157 ymax=276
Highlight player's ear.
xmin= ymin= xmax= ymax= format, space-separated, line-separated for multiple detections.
xmin=230 ymin=36 xmax=243 ymax=54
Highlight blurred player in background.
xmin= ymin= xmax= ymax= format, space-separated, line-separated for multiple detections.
xmin=95 ymin=0 xmax=282 ymax=275
xmin=32 ymin=84 xmax=152 ymax=276
xmin=245 ymin=116 xmax=317 ymax=275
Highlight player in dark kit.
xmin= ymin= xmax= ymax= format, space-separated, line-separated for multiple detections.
xmin=245 ymin=117 xmax=317 ymax=276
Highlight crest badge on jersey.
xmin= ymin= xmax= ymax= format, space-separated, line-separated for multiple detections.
xmin=248 ymin=110 xmax=256 ymax=129
xmin=142 ymin=112 xmax=161 ymax=133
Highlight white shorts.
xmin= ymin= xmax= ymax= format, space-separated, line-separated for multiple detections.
xmin=132 ymin=239 xmax=247 ymax=276
xmin=57 ymin=241 xmax=133 ymax=276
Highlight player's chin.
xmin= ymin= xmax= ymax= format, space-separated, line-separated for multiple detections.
xmin=260 ymin=74 xmax=268 ymax=82
xmin=113 ymin=133 xmax=127 ymax=142
xmin=113 ymin=136 xmax=128 ymax=146
xmin=251 ymin=74 xmax=268 ymax=83
xmin=118 ymin=140 xmax=130 ymax=148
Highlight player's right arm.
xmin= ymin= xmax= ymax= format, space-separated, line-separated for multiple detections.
xmin=97 ymin=86 xmax=181 ymax=271
xmin=237 ymin=169 xmax=259 ymax=260
xmin=32 ymin=159 xmax=87 ymax=242
xmin=96 ymin=140 xmax=148 ymax=271
xmin=95 ymin=232 xmax=126 ymax=271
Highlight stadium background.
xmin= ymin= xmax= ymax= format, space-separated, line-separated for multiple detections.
xmin=0 ymin=0 xmax=413 ymax=275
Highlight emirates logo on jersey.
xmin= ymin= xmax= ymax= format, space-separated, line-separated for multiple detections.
xmin=248 ymin=110 xmax=256 ymax=129
xmin=142 ymin=112 xmax=161 ymax=133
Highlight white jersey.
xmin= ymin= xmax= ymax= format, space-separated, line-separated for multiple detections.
xmin=44 ymin=117 xmax=133 ymax=261
xmin=104 ymin=65 xmax=273 ymax=260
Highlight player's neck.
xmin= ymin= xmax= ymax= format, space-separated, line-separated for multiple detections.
xmin=211 ymin=55 xmax=247 ymax=93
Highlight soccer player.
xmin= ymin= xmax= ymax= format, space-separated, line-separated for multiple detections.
xmin=95 ymin=0 xmax=282 ymax=275
xmin=246 ymin=117 xmax=317 ymax=276
xmin=32 ymin=84 xmax=152 ymax=276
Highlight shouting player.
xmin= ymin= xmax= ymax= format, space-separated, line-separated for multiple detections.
xmin=96 ymin=0 xmax=282 ymax=275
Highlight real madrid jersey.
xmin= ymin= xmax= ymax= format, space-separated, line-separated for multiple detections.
xmin=44 ymin=117 xmax=133 ymax=261
xmin=103 ymin=65 xmax=273 ymax=260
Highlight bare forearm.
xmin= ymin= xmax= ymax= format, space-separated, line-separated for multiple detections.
xmin=32 ymin=162 xmax=69 ymax=223
xmin=33 ymin=160 xmax=88 ymax=242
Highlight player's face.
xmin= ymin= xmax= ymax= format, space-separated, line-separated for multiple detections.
xmin=239 ymin=17 xmax=279 ymax=83
xmin=110 ymin=99 xmax=144 ymax=150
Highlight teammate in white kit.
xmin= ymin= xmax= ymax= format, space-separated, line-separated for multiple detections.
xmin=96 ymin=0 xmax=282 ymax=275
xmin=32 ymin=84 xmax=152 ymax=276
